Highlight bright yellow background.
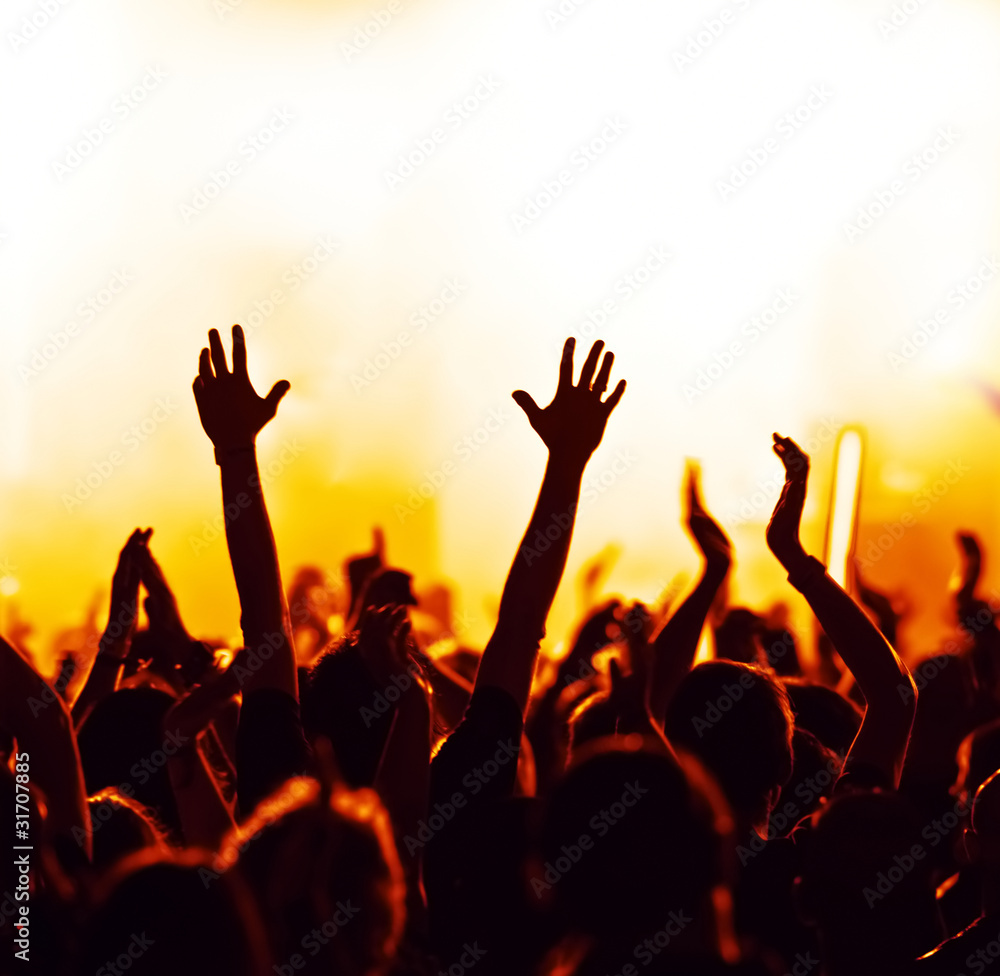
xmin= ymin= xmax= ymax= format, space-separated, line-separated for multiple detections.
xmin=2 ymin=0 xmax=1000 ymax=671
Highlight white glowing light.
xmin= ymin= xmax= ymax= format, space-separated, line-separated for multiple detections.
xmin=825 ymin=428 xmax=864 ymax=589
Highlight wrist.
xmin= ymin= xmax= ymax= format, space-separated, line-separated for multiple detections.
xmin=702 ymin=556 xmax=731 ymax=582
xmin=546 ymin=448 xmax=590 ymax=475
xmin=213 ymin=443 xmax=256 ymax=466
xmin=786 ymin=554 xmax=827 ymax=592
xmin=775 ymin=544 xmax=809 ymax=573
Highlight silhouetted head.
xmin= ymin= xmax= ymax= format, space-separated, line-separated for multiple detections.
xmin=87 ymin=788 xmax=167 ymax=870
xmin=427 ymin=796 xmax=544 ymax=971
xmin=798 ymin=790 xmax=942 ymax=972
xmin=955 ymin=717 xmax=1000 ymax=803
xmin=76 ymin=849 xmax=270 ymax=976
xmin=77 ymin=687 xmax=181 ymax=838
xmin=760 ymin=625 xmax=801 ymax=676
xmin=567 ymin=686 xmax=618 ymax=751
xmin=714 ymin=608 xmax=765 ymax=665
xmin=903 ymin=652 xmax=970 ymax=794
xmin=301 ymin=635 xmax=394 ymax=787
xmin=345 ymin=549 xmax=383 ymax=622
xmin=971 ymin=770 xmax=1000 ymax=864
xmin=665 ymin=661 xmax=793 ymax=830
xmin=218 ymin=776 xmax=405 ymax=976
xmin=363 ymin=568 xmax=417 ymax=612
xmin=774 ymin=729 xmax=842 ymax=835
xmin=537 ymin=738 xmax=734 ymax=945
xmin=783 ymin=678 xmax=861 ymax=756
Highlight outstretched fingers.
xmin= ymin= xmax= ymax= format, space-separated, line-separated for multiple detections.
xmin=208 ymin=328 xmax=230 ymax=377
xmin=511 ymin=389 xmax=543 ymax=427
xmin=264 ymin=380 xmax=291 ymax=417
xmin=603 ymin=378 xmax=626 ymax=414
xmin=198 ymin=347 xmax=214 ymax=385
xmin=577 ymin=340 xmax=605 ymax=389
xmin=557 ymin=337 xmax=576 ymax=393
xmin=231 ymin=324 xmax=248 ymax=377
xmin=592 ymin=349 xmax=614 ymax=396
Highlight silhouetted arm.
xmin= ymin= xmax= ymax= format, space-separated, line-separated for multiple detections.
xmin=474 ymin=338 xmax=626 ymax=715
xmin=192 ymin=325 xmax=296 ymax=699
xmin=162 ymin=686 xmax=237 ymax=848
xmin=71 ymin=528 xmax=150 ymax=726
xmin=526 ymin=600 xmax=618 ymax=791
xmin=649 ymin=464 xmax=732 ymax=723
xmin=766 ymin=434 xmax=916 ymax=787
xmin=1 ymin=637 xmax=91 ymax=859
xmin=139 ymin=544 xmax=213 ymax=691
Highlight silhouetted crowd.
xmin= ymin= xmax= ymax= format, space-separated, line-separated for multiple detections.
xmin=4 ymin=328 xmax=999 ymax=975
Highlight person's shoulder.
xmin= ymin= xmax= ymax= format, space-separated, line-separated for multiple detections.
xmin=431 ymin=683 xmax=523 ymax=780
xmin=915 ymin=912 xmax=998 ymax=974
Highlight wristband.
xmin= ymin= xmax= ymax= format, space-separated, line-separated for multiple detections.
xmin=214 ymin=444 xmax=256 ymax=466
xmin=786 ymin=555 xmax=827 ymax=593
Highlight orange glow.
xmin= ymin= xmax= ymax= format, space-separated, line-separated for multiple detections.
xmin=6 ymin=1 xmax=1000 ymax=679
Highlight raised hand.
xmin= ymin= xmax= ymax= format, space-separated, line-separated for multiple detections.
xmin=558 ymin=599 xmax=621 ymax=685
xmin=140 ymin=545 xmax=187 ymax=642
xmin=766 ymin=433 xmax=810 ymax=571
xmin=647 ymin=466 xmax=730 ymax=724
xmin=71 ymin=528 xmax=151 ymax=725
xmin=192 ymin=325 xmax=290 ymax=452
xmin=512 ymin=338 xmax=626 ymax=467
xmin=191 ymin=322 xmax=297 ymax=711
xmin=685 ymin=462 xmax=732 ymax=576
xmin=764 ymin=437 xmax=917 ymax=787
xmin=103 ymin=527 xmax=151 ymax=657
xmin=139 ymin=545 xmax=213 ymax=687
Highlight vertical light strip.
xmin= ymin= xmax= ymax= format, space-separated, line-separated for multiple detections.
xmin=825 ymin=427 xmax=864 ymax=589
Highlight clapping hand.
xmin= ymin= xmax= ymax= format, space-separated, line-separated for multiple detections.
xmin=766 ymin=433 xmax=810 ymax=571
xmin=684 ymin=462 xmax=732 ymax=577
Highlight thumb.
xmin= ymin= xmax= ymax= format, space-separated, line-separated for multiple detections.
xmin=684 ymin=461 xmax=699 ymax=517
xmin=264 ymin=380 xmax=291 ymax=415
xmin=511 ymin=390 xmax=542 ymax=427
